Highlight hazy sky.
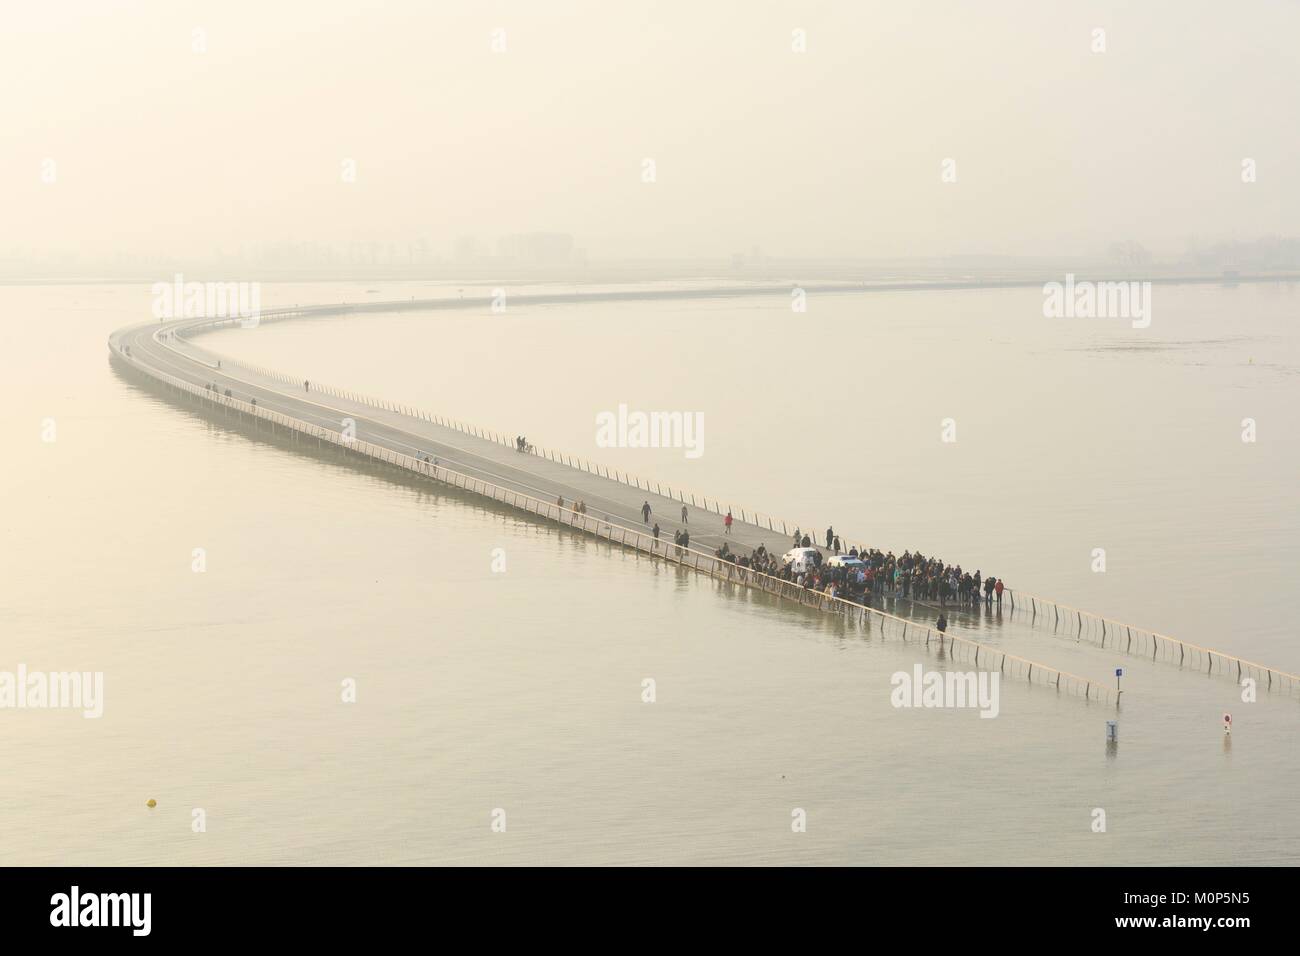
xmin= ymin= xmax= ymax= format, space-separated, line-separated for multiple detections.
xmin=4 ymin=1 xmax=1298 ymax=264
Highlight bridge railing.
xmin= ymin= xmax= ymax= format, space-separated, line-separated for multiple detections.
xmin=1003 ymin=589 xmax=1300 ymax=697
xmin=138 ymin=307 xmax=1300 ymax=703
xmin=116 ymin=339 xmax=1114 ymax=708
xmin=161 ymin=313 xmax=820 ymax=542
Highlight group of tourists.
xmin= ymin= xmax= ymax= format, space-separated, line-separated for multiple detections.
xmin=850 ymin=546 xmax=1006 ymax=609
xmin=778 ymin=534 xmax=1006 ymax=610
xmin=582 ymin=495 xmax=1008 ymax=614
xmin=700 ymin=521 xmax=1007 ymax=612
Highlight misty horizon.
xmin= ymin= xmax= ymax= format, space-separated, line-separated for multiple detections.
xmin=5 ymin=2 xmax=1299 ymax=278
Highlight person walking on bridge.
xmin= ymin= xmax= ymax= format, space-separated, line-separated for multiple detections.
xmin=724 ymin=510 xmax=733 ymax=534
xmin=304 ymin=380 xmax=310 ymax=392
xmin=642 ymin=501 xmax=651 ymax=524
xmin=936 ymin=612 xmax=948 ymax=636
xmin=825 ymin=526 xmax=834 ymax=549
xmin=652 ymin=523 xmax=660 ymax=549
xmin=681 ymin=504 xmax=688 ymax=524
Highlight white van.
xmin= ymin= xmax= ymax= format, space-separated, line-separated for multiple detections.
xmin=781 ymin=547 xmax=822 ymax=573
xmin=826 ymin=555 xmax=865 ymax=570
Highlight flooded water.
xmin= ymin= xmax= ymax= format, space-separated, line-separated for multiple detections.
xmin=2 ymin=278 xmax=1297 ymax=865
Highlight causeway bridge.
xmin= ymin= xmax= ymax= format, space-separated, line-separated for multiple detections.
xmin=108 ymin=289 xmax=1300 ymax=707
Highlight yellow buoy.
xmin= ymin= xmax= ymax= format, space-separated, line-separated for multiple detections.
xmin=146 ymin=799 xmax=157 ymax=808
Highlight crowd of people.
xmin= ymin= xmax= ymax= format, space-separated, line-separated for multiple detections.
xmin=700 ymin=523 xmax=1005 ymax=611
xmin=821 ymin=546 xmax=1006 ymax=609
xmin=562 ymin=482 xmax=1006 ymax=616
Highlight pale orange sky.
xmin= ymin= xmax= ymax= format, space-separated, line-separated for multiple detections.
xmin=3 ymin=0 xmax=1297 ymax=265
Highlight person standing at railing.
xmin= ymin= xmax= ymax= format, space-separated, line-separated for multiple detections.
xmin=652 ymin=523 xmax=660 ymax=549
xmin=724 ymin=510 xmax=733 ymax=534
xmin=825 ymin=526 xmax=834 ymax=548
xmin=936 ymin=612 xmax=948 ymax=635
xmin=641 ymin=501 xmax=651 ymax=524
xmin=995 ymin=578 xmax=1004 ymax=607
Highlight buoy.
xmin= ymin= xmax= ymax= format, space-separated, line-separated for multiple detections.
xmin=1106 ymin=720 xmax=1118 ymax=742
xmin=146 ymin=799 xmax=157 ymax=808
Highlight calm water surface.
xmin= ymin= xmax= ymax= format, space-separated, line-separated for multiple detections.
xmin=2 ymin=279 xmax=1297 ymax=864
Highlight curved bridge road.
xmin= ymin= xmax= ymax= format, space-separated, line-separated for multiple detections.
xmin=112 ymin=311 xmax=762 ymax=558
xmin=107 ymin=292 xmax=1297 ymax=705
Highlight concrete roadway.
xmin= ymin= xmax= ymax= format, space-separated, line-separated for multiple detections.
xmin=113 ymin=317 xmax=773 ymax=559
xmin=109 ymin=309 xmax=1228 ymax=699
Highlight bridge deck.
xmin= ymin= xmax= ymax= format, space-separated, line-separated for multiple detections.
xmin=109 ymin=306 xmax=1299 ymax=706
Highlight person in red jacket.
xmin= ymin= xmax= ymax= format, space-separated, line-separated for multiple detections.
xmin=994 ymin=578 xmax=1004 ymax=606
xmin=724 ymin=511 xmax=733 ymax=534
